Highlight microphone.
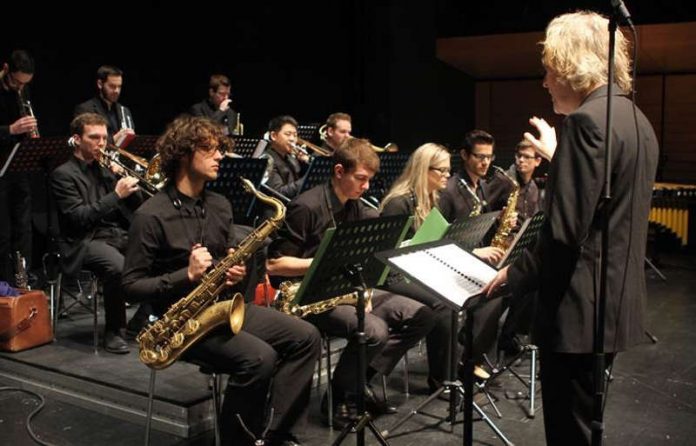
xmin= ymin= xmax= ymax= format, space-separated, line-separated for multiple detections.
xmin=610 ymin=0 xmax=634 ymax=28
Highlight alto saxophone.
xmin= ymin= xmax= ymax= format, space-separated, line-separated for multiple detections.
xmin=137 ymin=178 xmax=285 ymax=369
xmin=458 ymin=177 xmax=484 ymax=217
xmin=489 ymin=166 xmax=519 ymax=250
xmin=274 ymin=281 xmax=373 ymax=318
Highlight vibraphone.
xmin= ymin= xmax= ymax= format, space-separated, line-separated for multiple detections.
xmin=650 ymin=182 xmax=696 ymax=248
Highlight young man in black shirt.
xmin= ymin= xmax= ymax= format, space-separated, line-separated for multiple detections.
xmin=268 ymin=138 xmax=434 ymax=427
xmin=189 ymin=74 xmax=240 ymax=136
xmin=260 ymin=115 xmax=309 ymax=201
xmin=51 ymin=113 xmax=142 ymax=354
xmin=121 ymin=116 xmax=320 ymax=446
xmin=0 ymin=49 xmax=38 ymax=285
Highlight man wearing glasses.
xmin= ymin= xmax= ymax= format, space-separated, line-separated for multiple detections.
xmin=508 ymin=138 xmax=543 ymax=223
xmin=438 ymin=129 xmax=514 ymax=227
xmin=0 ymin=49 xmax=38 ymax=286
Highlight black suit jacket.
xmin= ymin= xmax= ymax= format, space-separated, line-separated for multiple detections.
xmin=50 ymin=156 xmax=142 ymax=275
xmin=74 ymin=97 xmax=134 ymax=138
xmin=508 ymin=85 xmax=659 ymax=353
xmin=261 ymin=147 xmax=304 ymax=199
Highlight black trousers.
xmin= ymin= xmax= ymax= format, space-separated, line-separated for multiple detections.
xmin=385 ymin=278 xmax=453 ymax=387
xmin=0 ymin=174 xmax=32 ymax=284
xmin=306 ymin=290 xmax=434 ymax=396
xmin=186 ymin=304 xmax=321 ymax=446
xmin=539 ymin=350 xmax=615 ymax=446
xmin=81 ymin=233 xmax=127 ymax=332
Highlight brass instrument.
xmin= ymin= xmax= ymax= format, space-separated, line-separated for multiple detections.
xmin=489 ymin=166 xmax=519 ymax=250
xmin=232 ymin=112 xmax=244 ymax=136
xmin=18 ymin=91 xmax=39 ymax=139
xmin=458 ymin=178 xmax=484 ymax=217
xmin=319 ymin=124 xmax=398 ymax=153
xmin=296 ymin=137 xmax=332 ymax=157
xmin=138 ymin=178 xmax=286 ymax=369
xmin=97 ymin=147 xmax=164 ymax=197
xmin=274 ymin=281 xmax=373 ymax=318
xmin=14 ymin=251 xmax=29 ymax=290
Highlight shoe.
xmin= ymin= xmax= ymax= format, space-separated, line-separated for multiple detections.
xmin=126 ymin=305 xmax=155 ymax=338
xmin=498 ymin=334 xmax=524 ymax=358
xmin=362 ymin=385 xmax=398 ymax=415
xmin=104 ymin=331 xmax=129 ymax=354
xmin=457 ymin=361 xmax=490 ymax=381
xmin=320 ymin=391 xmax=358 ymax=429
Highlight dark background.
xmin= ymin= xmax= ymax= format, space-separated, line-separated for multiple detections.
xmin=4 ymin=1 xmax=694 ymax=152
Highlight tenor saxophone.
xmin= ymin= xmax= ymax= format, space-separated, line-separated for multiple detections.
xmin=274 ymin=281 xmax=373 ymax=318
xmin=137 ymin=178 xmax=285 ymax=369
xmin=489 ymin=166 xmax=519 ymax=250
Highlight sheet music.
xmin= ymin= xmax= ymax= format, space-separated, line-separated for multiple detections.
xmin=389 ymin=244 xmax=497 ymax=308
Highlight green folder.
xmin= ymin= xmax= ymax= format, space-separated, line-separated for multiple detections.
xmin=401 ymin=207 xmax=449 ymax=247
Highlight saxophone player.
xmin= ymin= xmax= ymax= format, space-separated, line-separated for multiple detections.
xmin=0 ymin=49 xmax=37 ymax=286
xmin=50 ymin=113 xmax=145 ymax=354
xmin=121 ymin=116 xmax=320 ymax=446
xmin=267 ymin=139 xmax=435 ymax=428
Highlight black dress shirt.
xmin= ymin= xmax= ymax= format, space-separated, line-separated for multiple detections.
xmin=0 ymin=82 xmax=25 ymax=148
xmin=261 ymin=147 xmax=304 ymax=200
xmin=189 ymin=99 xmax=239 ymax=136
xmin=380 ymin=192 xmax=417 ymax=238
xmin=122 ymin=184 xmax=238 ymax=315
xmin=269 ymin=182 xmax=379 ymax=260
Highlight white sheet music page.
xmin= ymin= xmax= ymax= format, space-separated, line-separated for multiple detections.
xmin=389 ymin=244 xmax=497 ymax=308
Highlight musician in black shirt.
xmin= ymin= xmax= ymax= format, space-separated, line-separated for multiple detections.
xmin=268 ymin=138 xmax=434 ymax=427
xmin=260 ymin=115 xmax=309 ymax=201
xmin=0 ymin=49 xmax=37 ymax=285
xmin=189 ymin=74 xmax=240 ymax=136
xmin=122 ymin=116 xmax=320 ymax=446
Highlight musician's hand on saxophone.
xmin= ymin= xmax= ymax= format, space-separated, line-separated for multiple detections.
xmin=224 ymin=248 xmax=246 ymax=286
xmin=524 ymin=116 xmax=557 ymax=161
xmin=473 ymin=246 xmax=505 ymax=265
xmin=114 ymin=176 xmax=139 ymax=199
xmin=188 ymin=243 xmax=213 ymax=282
xmin=9 ymin=115 xmax=37 ymax=135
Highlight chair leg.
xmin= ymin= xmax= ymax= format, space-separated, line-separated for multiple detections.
xmin=403 ymin=350 xmax=409 ymax=397
xmin=528 ymin=346 xmax=537 ymax=418
xmin=144 ymin=369 xmax=157 ymax=446
xmin=324 ymin=335 xmax=333 ymax=429
xmin=211 ymin=373 xmax=221 ymax=446
xmin=381 ymin=375 xmax=388 ymax=402
xmin=91 ymin=277 xmax=99 ymax=354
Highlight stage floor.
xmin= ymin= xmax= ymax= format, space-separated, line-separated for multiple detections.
xmin=1 ymin=253 xmax=695 ymax=445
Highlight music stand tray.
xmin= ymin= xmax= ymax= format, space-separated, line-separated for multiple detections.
xmin=298 ymin=156 xmax=335 ymax=195
xmin=232 ymin=137 xmax=263 ymax=158
xmin=445 ymin=211 xmax=500 ymax=251
xmin=1 ymin=137 xmax=72 ymax=178
xmin=497 ymin=211 xmax=545 ymax=269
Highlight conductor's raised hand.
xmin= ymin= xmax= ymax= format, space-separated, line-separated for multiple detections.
xmin=524 ymin=116 xmax=557 ymax=161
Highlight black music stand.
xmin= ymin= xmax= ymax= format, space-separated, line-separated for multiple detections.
xmin=299 ymin=156 xmax=335 ymax=194
xmin=206 ymin=158 xmax=268 ymax=226
xmin=368 ymin=153 xmax=410 ymax=204
xmin=297 ymin=123 xmax=322 ymax=143
xmin=288 ymin=215 xmax=412 ymax=446
xmin=123 ymin=135 xmax=159 ymax=158
xmin=376 ymin=240 xmax=513 ymax=446
xmin=445 ymin=211 xmax=501 ymax=251
xmin=232 ymin=137 xmax=263 ymax=158
xmin=1 ymin=137 xmax=73 ymax=252
xmin=497 ymin=211 xmax=545 ymax=269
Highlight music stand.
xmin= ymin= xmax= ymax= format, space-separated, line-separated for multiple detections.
xmin=288 ymin=215 xmax=412 ymax=446
xmin=232 ymin=137 xmax=263 ymax=158
xmin=376 ymin=240 xmax=513 ymax=446
xmin=123 ymin=135 xmax=158 ymax=158
xmin=299 ymin=156 xmax=335 ymax=194
xmin=206 ymin=158 xmax=268 ymax=226
xmin=1 ymin=137 xmax=73 ymax=257
xmin=496 ymin=211 xmax=545 ymax=269
xmin=444 ymin=211 xmax=501 ymax=251
xmin=297 ymin=123 xmax=322 ymax=143
xmin=367 ymin=153 xmax=410 ymax=204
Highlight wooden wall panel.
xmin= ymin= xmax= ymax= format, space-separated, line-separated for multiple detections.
xmin=663 ymin=75 xmax=696 ymax=182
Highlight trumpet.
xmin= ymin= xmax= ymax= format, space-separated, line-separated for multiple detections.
xmin=18 ymin=91 xmax=40 ymax=139
xmin=97 ymin=147 xmax=165 ymax=197
xmin=318 ymin=124 xmax=397 ymax=153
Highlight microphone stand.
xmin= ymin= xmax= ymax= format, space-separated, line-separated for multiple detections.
xmin=593 ymin=4 xmax=633 ymax=445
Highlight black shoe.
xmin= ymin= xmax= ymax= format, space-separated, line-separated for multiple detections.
xmin=320 ymin=391 xmax=358 ymax=429
xmin=126 ymin=305 xmax=154 ymax=338
xmin=498 ymin=334 xmax=524 ymax=358
xmin=362 ymin=384 xmax=397 ymax=415
xmin=104 ymin=331 xmax=129 ymax=354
